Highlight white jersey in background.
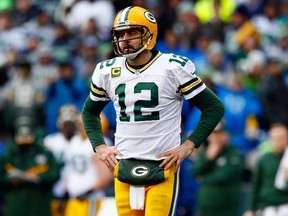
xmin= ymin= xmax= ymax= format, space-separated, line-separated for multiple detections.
xmin=43 ymin=133 xmax=82 ymax=198
xmin=90 ymin=52 xmax=206 ymax=160
xmin=65 ymin=138 xmax=104 ymax=200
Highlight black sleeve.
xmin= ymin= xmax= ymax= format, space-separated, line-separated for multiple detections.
xmin=81 ymin=96 xmax=110 ymax=152
xmin=187 ymin=88 xmax=225 ymax=148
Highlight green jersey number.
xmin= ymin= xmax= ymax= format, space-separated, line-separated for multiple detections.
xmin=169 ymin=54 xmax=189 ymax=67
xmin=115 ymin=82 xmax=160 ymax=122
xmin=99 ymin=58 xmax=116 ymax=69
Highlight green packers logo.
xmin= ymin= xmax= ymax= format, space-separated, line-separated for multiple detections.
xmin=111 ymin=67 xmax=121 ymax=78
xmin=131 ymin=165 xmax=150 ymax=178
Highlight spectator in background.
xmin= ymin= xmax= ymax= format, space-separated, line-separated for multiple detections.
xmin=155 ymin=0 xmax=180 ymax=40
xmin=59 ymin=0 xmax=115 ymax=40
xmin=234 ymin=24 xmax=262 ymax=66
xmin=186 ymin=27 xmax=214 ymax=76
xmin=243 ymin=123 xmax=288 ymax=216
xmin=2 ymin=61 xmax=45 ymax=135
xmin=51 ymin=22 xmax=75 ymax=63
xmin=31 ymin=46 xmax=59 ymax=92
xmin=239 ymin=0 xmax=264 ymax=18
xmin=74 ymin=17 xmax=114 ymax=67
xmin=76 ymin=18 xmax=100 ymax=45
xmin=192 ymin=121 xmax=244 ymax=216
xmin=156 ymin=28 xmax=185 ymax=55
xmin=252 ymin=1 xmax=281 ymax=48
xmin=224 ymin=4 xmax=259 ymax=63
xmin=18 ymin=34 xmax=41 ymax=64
xmin=73 ymin=36 xmax=100 ymax=81
xmin=258 ymin=53 xmax=288 ymax=128
xmin=172 ymin=1 xmax=201 ymax=49
xmin=12 ymin=0 xmax=42 ymax=25
xmin=0 ymin=125 xmax=59 ymax=216
xmin=278 ymin=0 xmax=288 ymax=45
xmin=23 ymin=8 xmax=56 ymax=46
xmin=176 ymin=151 xmax=199 ymax=216
xmin=64 ymin=114 xmax=113 ymax=216
xmin=201 ymin=41 xmax=235 ymax=87
xmin=237 ymin=49 xmax=266 ymax=92
xmin=274 ymin=34 xmax=288 ymax=70
xmin=220 ymin=75 xmax=262 ymax=154
xmin=0 ymin=12 xmax=27 ymax=52
xmin=43 ymin=105 xmax=81 ymax=216
xmin=45 ymin=61 xmax=89 ymax=134
xmin=53 ymin=0 xmax=77 ymax=28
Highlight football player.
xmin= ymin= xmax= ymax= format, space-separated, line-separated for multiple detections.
xmin=82 ymin=6 xmax=225 ymax=216
xmin=44 ymin=104 xmax=82 ymax=216
xmin=64 ymin=114 xmax=113 ymax=216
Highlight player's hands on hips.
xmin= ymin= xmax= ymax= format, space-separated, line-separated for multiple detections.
xmin=157 ymin=140 xmax=195 ymax=172
xmin=95 ymin=144 xmax=123 ymax=172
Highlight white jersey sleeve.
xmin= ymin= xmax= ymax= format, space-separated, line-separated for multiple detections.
xmin=89 ymin=58 xmax=116 ymax=102
xmin=169 ymin=54 xmax=206 ymax=99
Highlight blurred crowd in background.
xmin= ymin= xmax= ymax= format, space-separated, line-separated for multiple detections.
xmin=0 ymin=0 xmax=288 ymax=216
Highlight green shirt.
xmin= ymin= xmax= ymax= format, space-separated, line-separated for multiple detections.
xmin=246 ymin=152 xmax=288 ymax=211
xmin=0 ymin=144 xmax=60 ymax=216
xmin=192 ymin=145 xmax=244 ymax=216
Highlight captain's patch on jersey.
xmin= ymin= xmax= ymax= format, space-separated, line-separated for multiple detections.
xmin=111 ymin=67 xmax=121 ymax=78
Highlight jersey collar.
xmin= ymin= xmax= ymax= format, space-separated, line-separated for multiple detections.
xmin=125 ymin=50 xmax=162 ymax=74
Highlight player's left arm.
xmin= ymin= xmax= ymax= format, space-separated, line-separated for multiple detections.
xmin=158 ymin=55 xmax=225 ymax=171
xmin=158 ymin=88 xmax=224 ymax=171
xmin=188 ymin=87 xmax=225 ymax=147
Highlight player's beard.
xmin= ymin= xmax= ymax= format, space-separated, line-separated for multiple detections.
xmin=120 ymin=40 xmax=146 ymax=59
xmin=121 ymin=41 xmax=136 ymax=55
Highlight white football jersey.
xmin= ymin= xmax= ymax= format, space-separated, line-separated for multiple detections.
xmin=65 ymin=138 xmax=104 ymax=199
xmin=90 ymin=52 xmax=206 ymax=160
xmin=43 ymin=133 xmax=82 ymax=197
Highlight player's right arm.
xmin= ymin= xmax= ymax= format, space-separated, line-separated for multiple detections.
xmin=81 ymin=95 xmax=122 ymax=172
xmin=81 ymin=60 xmax=112 ymax=151
xmin=81 ymin=96 xmax=108 ymax=151
xmin=82 ymin=59 xmax=124 ymax=171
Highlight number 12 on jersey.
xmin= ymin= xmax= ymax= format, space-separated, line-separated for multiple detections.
xmin=115 ymin=82 xmax=160 ymax=122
